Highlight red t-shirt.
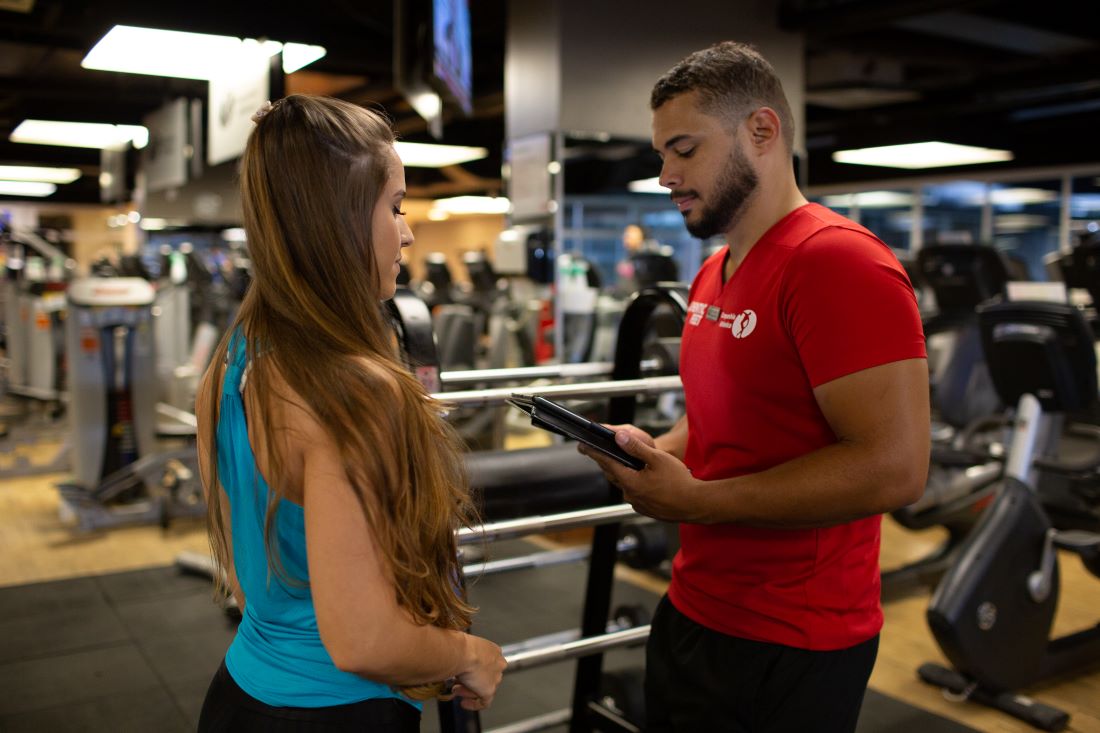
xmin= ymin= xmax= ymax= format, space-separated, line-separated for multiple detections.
xmin=670 ymin=203 xmax=926 ymax=650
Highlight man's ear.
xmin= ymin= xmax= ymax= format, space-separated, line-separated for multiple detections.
xmin=745 ymin=107 xmax=782 ymax=152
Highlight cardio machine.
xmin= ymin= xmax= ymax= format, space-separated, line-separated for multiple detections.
xmin=919 ymin=299 xmax=1100 ymax=732
xmin=881 ymin=244 xmax=1010 ymax=598
xmin=56 ymin=277 xmax=204 ymax=531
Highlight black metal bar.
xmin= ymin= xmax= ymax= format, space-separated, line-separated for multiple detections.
xmin=437 ymin=565 xmax=483 ymax=733
xmin=570 ymin=285 xmax=689 ymax=733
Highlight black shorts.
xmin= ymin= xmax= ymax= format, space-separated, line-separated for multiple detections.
xmin=198 ymin=659 xmax=421 ymax=732
xmin=645 ymin=595 xmax=878 ymax=733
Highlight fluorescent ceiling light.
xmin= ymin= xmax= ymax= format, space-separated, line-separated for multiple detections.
xmin=395 ymin=141 xmax=488 ymax=167
xmin=989 ymin=187 xmax=1057 ymax=206
xmin=628 ymin=177 xmax=670 ymax=194
xmin=0 ymin=180 xmax=58 ymax=197
xmin=832 ymin=141 xmax=1013 ymax=169
xmin=407 ymin=91 xmax=442 ymax=124
xmin=995 ymin=214 xmax=1049 ymax=232
xmin=282 ymin=43 xmax=327 ymax=73
xmin=141 ymin=217 xmax=194 ymax=231
xmin=82 ymin=25 xmax=325 ymax=80
xmin=0 ymin=165 xmax=81 ymax=184
xmin=11 ymin=119 xmax=148 ymax=150
xmin=430 ymin=196 xmax=511 ymax=215
xmin=84 ymin=26 xmax=247 ymax=80
xmin=821 ymin=191 xmax=914 ymax=208
xmin=1070 ymin=194 xmax=1100 ymax=214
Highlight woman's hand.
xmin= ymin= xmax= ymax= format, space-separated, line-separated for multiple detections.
xmin=451 ymin=634 xmax=507 ymax=711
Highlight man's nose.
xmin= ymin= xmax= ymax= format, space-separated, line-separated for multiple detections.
xmin=659 ymin=161 xmax=681 ymax=190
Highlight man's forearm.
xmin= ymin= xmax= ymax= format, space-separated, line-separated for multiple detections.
xmin=689 ymin=438 xmax=926 ymax=529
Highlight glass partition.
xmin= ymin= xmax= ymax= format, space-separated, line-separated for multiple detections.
xmin=562 ymin=194 xmax=706 ymax=289
xmin=819 ymin=190 xmax=914 ymax=250
xmin=990 ymin=179 xmax=1060 ymax=281
xmin=921 ymin=181 xmax=985 ymax=246
xmin=1071 ymin=174 xmax=1100 ymax=245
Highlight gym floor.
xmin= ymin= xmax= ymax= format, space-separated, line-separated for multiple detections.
xmin=1 ymin=427 xmax=1099 ymax=732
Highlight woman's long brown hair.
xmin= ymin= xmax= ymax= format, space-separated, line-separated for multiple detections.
xmin=200 ymin=95 xmax=475 ymax=698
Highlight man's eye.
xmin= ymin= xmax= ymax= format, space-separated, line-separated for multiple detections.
xmin=676 ymin=148 xmax=695 ymax=158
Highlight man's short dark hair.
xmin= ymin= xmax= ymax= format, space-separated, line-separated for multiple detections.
xmin=651 ymin=41 xmax=795 ymax=151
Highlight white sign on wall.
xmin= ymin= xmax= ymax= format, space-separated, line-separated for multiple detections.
xmin=143 ymin=98 xmax=188 ymax=192
xmin=508 ymin=132 xmax=553 ymax=222
xmin=207 ymin=49 xmax=270 ymax=166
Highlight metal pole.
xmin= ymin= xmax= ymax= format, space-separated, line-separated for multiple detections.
xmin=442 ymin=362 xmax=614 ymax=385
xmin=1004 ymin=393 xmax=1046 ymax=485
xmin=463 ymin=547 xmax=591 ymax=577
xmin=155 ymin=401 xmax=198 ymax=428
xmin=434 ymin=375 xmax=682 ymax=408
xmin=463 ymin=534 xmax=642 ymax=577
xmin=504 ymin=625 xmax=650 ymax=673
xmin=498 ymin=613 xmax=644 ymax=659
xmin=181 ymin=505 xmax=638 ymax=570
xmin=439 ymin=359 xmax=662 ymax=387
xmin=458 ymin=504 xmax=638 ymax=545
xmin=485 ymin=708 xmax=572 ymax=733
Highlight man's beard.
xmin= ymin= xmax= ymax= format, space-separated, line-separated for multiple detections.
xmin=684 ymin=143 xmax=759 ymax=240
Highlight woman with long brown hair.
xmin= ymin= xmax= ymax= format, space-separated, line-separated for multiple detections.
xmin=195 ymin=95 xmax=505 ymax=732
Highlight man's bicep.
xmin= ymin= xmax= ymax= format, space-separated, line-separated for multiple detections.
xmin=813 ymin=358 xmax=930 ymax=453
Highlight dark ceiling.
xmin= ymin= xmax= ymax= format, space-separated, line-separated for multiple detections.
xmin=787 ymin=0 xmax=1100 ymax=187
xmin=1 ymin=0 xmax=1098 ymax=207
xmin=0 ymin=0 xmax=508 ymax=205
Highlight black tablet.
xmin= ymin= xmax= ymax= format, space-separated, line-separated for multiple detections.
xmin=507 ymin=394 xmax=645 ymax=470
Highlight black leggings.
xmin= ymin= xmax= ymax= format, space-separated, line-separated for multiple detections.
xmin=198 ymin=660 xmax=421 ymax=732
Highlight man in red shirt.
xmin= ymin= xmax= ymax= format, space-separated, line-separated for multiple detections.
xmin=579 ymin=42 xmax=929 ymax=732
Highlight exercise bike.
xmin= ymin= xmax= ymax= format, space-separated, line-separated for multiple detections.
xmin=919 ymin=299 xmax=1100 ymax=732
xmin=882 ymin=244 xmax=1010 ymax=599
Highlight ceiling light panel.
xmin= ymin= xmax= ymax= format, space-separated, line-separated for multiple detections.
xmin=0 ymin=165 xmax=81 ymax=183
xmin=282 ymin=43 xmax=327 ymax=74
xmin=0 ymin=180 xmax=58 ymax=197
xmin=82 ymin=25 xmax=325 ymax=80
xmin=10 ymin=120 xmax=148 ymax=150
xmin=430 ymin=196 xmax=511 ymax=214
xmin=821 ymin=191 xmax=914 ymax=209
xmin=990 ymin=187 xmax=1058 ymax=206
xmin=83 ymin=25 xmax=248 ymax=80
xmin=395 ymin=141 xmax=488 ymax=167
xmin=832 ymin=142 xmax=1014 ymax=169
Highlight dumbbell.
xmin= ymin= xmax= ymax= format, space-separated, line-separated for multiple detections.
xmin=618 ymin=520 xmax=669 ymax=570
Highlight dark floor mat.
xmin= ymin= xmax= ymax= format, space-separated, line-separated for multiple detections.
xmin=0 ymin=542 xmax=979 ymax=732
xmin=857 ymin=689 xmax=978 ymax=733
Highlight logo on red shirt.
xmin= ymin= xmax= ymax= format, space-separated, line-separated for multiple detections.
xmin=730 ymin=310 xmax=757 ymax=338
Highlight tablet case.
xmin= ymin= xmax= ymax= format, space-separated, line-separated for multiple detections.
xmin=507 ymin=394 xmax=645 ymax=470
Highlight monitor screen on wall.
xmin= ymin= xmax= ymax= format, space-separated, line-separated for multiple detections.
xmin=431 ymin=0 xmax=472 ymax=115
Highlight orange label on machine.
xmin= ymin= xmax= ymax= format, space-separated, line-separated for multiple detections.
xmin=35 ymin=312 xmax=50 ymax=330
xmin=80 ymin=328 xmax=99 ymax=354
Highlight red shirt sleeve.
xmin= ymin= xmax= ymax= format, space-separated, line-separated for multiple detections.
xmin=780 ymin=227 xmax=927 ymax=388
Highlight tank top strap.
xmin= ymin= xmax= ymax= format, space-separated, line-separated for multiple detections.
xmin=222 ymin=328 xmax=250 ymax=398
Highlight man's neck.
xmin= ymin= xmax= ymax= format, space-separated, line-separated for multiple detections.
xmin=723 ymin=176 xmax=808 ymax=282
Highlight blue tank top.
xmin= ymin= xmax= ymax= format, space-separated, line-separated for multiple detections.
xmin=217 ymin=331 xmax=418 ymax=709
